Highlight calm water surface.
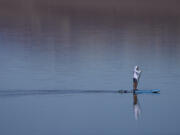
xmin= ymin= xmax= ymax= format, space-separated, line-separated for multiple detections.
xmin=0 ymin=2 xmax=180 ymax=134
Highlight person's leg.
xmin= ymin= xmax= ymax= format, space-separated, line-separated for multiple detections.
xmin=133 ymin=78 xmax=138 ymax=90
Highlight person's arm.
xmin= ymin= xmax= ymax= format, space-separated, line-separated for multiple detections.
xmin=136 ymin=70 xmax=141 ymax=74
xmin=136 ymin=70 xmax=142 ymax=82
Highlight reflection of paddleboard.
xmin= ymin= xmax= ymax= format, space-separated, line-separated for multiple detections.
xmin=118 ymin=89 xmax=160 ymax=94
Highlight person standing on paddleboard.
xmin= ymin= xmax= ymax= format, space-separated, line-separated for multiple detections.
xmin=133 ymin=66 xmax=141 ymax=90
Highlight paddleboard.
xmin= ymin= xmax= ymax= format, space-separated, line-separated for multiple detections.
xmin=135 ymin=89 xmax=160 ymax=94
xmin=118 ymin=89 xmax=160 ymax=94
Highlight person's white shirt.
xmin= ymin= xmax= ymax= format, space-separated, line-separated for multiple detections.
xmin=133 ymin=66 xmax=141 ymax=80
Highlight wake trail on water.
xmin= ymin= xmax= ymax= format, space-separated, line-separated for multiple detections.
xmin=0 ymin=90 xmax=120 ymax=97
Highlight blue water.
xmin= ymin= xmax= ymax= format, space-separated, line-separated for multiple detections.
xmin=0 ymin=1 xmax=180 ymax=134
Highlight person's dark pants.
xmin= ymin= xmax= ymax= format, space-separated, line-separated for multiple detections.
xmin=133 ymin=78 xmax=138 ymax=90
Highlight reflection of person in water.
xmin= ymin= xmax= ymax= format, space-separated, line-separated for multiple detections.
xmin=133 ymin=94 xmax=141 ymax=120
